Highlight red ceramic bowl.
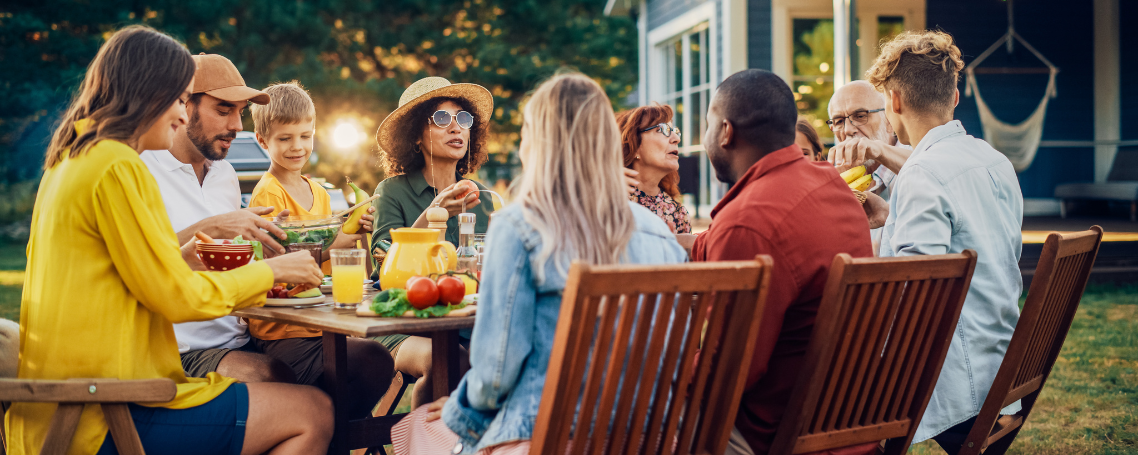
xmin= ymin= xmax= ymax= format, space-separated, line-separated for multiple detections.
xmin=196 ymin=242 xmax=254 ymax=271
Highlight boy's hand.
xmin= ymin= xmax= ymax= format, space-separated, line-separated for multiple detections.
xmin=425 ymin=396 xmax=449 ymax=422
xmin=354 ymin=206 xmax=376 ymax=233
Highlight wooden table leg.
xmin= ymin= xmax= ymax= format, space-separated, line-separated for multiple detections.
xmin=430 ymin=330 xmax=462 ymax=401
xmin=323 ymin=332 xmax=349 ymax=455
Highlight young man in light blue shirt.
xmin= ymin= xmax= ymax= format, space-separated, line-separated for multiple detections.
xmin=864 ymin=31 xmax=1024 ymax=451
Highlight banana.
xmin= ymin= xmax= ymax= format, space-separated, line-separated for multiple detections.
xmin=343 ymin=178 xmax=370 ymax=235
xmin=840 ymin=165 xmax=866 ymax=184
xmin=848 ymin=175 xmax=873 ymax=192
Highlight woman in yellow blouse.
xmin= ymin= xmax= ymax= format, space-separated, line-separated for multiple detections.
xmin=9 ymin=26 xmax=332 ymax=454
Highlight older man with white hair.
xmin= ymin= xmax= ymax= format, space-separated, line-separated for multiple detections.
xmin=827 ymin=80 xmax=913 ymax=230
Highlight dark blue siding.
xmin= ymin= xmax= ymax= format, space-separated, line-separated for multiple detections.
xmin=748 ymin=0 xmax=772 ymax=69
xmin=927 ymin=0 xmax=1095 ymax=198
xmin=1121 ymin=0 xmax=1138 ymax=141
xmin=648 ymin=0 xmax=713 ymax=30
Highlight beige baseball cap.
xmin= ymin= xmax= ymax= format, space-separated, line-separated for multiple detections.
xmin=191 ymin=54 xmax=270 ymax=105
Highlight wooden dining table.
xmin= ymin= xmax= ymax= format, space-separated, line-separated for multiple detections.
xmin=235 ymin=291 xmax=475 ymax=454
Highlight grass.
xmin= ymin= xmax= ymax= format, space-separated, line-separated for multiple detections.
xmin=0 ymin=239 xmax=1134 ymax=454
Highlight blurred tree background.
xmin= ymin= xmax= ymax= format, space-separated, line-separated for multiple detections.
xmin=0 ymin=0 xmax=638 ymax=227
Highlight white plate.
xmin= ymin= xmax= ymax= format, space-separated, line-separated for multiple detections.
xmin=265 ymin=296 xmax=326 ymax=306
xmin=320 ymin=279 xmax=375 ymax=293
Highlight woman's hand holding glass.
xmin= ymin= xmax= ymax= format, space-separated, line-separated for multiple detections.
xmin=264 ymin=251 xmax=323 ymax=286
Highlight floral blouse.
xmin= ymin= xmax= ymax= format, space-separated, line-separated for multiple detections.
xmin=630 ymin=187 xmax=692 ymax=234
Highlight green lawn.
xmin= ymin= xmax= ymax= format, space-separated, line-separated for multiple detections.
xmin=0 ymin=240 xmax=1134 ymax=454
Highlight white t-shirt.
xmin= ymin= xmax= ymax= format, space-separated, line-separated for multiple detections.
xmin=141 ymin=150 xmax=249 ymax=353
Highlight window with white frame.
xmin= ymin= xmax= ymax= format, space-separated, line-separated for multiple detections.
xmin=660 ymin=23 xmax=711 ymax=153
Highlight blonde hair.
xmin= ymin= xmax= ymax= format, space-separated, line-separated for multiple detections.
xmin=865 ymin=30 xmax=964 ymax=116
xmin=515 ymin=73 xmax=635 ymax=283
xmin=251 ymin=81 xmax=316 ymax=137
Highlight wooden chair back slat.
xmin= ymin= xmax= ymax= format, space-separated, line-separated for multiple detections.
xmin=530 ymin=259 xmax=773 ymax=455
xmin=958 ymin=227 xmax=1103 ymax=455
xmin=0 ymin=378 xmax=177 ymax=455
xmin=768 ymin=251 xmax=978 ymax=455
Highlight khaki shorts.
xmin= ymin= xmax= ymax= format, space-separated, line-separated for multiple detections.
xmin=180 ymin=342 xmax=258 ymax=378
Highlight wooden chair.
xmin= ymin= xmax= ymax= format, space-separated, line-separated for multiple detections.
xmin=531 ymin=258 xmax=773 ymax=455
xmin=768 ymin=251 xmax=979 ymax=455
xmin=954 ymin=227 xmax=1104 ymax=455
xmin=0 ymin=378 xmax=176 ymax=455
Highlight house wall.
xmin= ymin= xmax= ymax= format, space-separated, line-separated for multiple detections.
xmin=1121 ymin=0 xmax=1137 ymax=142
xmin=748 ymin=0 xmax=772 ymax=69
xmin=927 ymin=0 xmax=1096 ymax=199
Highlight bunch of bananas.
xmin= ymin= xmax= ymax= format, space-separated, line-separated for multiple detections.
xmin=841 ymin=166 xmax=873 ymax=192
xmin=840 ymin=166 xmax=871 ymax=204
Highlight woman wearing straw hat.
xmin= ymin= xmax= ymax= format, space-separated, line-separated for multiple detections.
xmin=371 ymin=76 xmax=493 ymax=408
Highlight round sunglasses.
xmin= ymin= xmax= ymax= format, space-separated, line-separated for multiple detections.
xmin=430 ymin=110 xmax=475 ymax=129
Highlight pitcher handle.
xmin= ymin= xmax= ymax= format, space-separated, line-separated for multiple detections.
xmin=431 ymin=241 xmax=458 ymax=272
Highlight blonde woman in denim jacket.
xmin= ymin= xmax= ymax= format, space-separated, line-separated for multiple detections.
xmin=391 ymin=74 xmax=687 ymax=454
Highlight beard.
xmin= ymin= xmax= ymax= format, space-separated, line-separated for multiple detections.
xmin=186 ymin=109 xmax=237 ymax=161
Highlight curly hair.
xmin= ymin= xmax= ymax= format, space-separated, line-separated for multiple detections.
xmin=380 ymin=96 xmax=489 ymax=176
xmin=865 ymin=30 xmax=964 ymax=117
xmin=615 ymin=104 xmax=681 ymax=199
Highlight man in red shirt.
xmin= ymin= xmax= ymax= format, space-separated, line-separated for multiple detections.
xmin=693 ymin=69 xmax=874 ymax=454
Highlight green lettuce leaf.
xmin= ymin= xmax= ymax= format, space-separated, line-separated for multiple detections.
xmin=369 ymin=288 xmax=467 ymax=318
xmin=231 ymin=235 xmax=263 ymax=261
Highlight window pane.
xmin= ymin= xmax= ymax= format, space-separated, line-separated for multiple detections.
xmin=674 ymin=40 xmax=684 ymax=94
xmin=690 ymin=32 xmax=701 ymax=88
xmin=878 ymin=16 xmax=905 ymax=46
xmin=690 ymin=91 xmax=703 ymax=146
xmin=792 ymin=18 xmax=835 ymax=139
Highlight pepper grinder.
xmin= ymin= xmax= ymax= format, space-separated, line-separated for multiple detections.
xmin=425 ymin=204 xmax=449 ymax=243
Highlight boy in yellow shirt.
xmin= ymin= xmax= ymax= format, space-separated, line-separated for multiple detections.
xmin=249 ymin=81 xmax=394 ymax=419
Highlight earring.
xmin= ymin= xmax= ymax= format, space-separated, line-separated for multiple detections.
xmin=413 ymin=143 xmax=422 ymax=153
xmin=635 ymin=155 xmax=640 ymax=160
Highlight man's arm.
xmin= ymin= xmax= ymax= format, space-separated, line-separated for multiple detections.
xmin=829 ymin=137 xmax=912 ymax=174
xmin=175 ymin=207 xmax=289 ymax=255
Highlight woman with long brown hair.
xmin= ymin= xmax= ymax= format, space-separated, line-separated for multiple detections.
xmin=616 ymin=104 xmax=692 ymax=234
xmin=11 ymin=25 xmax=331 ymax=454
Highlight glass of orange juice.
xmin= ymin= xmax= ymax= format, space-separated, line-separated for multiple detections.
xmin=331 ymin=249 xmax=366 ymax=309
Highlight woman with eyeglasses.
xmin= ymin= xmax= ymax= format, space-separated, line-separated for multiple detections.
xmin=371 ymin=76 xmax=492 ymax=408
xmin=615 ymin=104 xmax=692 ymax=234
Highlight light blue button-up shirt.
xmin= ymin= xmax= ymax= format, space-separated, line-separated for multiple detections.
xmin=878 ymin=120 xmax=1023 ymax=443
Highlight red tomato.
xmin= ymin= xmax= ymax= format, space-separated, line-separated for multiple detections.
xmin=436 ymin=276 xmax=466 ymax=305
xmin=406 ymin=276 xmax=440 ymax=309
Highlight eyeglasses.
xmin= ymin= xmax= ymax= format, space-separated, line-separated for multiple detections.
xmin=640 ymin=123 xmax=681 ymax=140
xmin=429 ymin=110 xmax=475 ymax=129
xmin=826 ymin=108 xmax=885 ymax=131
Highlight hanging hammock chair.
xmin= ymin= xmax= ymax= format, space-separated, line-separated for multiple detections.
xmin=964 ymin=2 xmax=1059 ymax=173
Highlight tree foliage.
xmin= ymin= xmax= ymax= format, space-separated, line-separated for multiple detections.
xmin=0 ymin=0 xmax=638 ymax=189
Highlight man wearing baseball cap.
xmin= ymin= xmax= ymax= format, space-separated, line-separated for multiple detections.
xmin=141 ymin=54 xmax=309 ymax=384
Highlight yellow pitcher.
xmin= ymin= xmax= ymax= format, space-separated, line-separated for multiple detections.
xmin=379 ymin=228 xmax=457 ymax=290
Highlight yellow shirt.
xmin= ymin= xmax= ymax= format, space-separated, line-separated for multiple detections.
xmin=7 ymin=122 xmax=274 ymax=455
xmin=246 ymin=172 xmax=330 ymax=340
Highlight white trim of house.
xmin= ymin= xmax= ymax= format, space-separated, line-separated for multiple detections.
xmin=646 ymin=2 xmax=718 ymax=105
xmin=771 ymin=3 xmax=832 ymax=83
xmin=638 ymin=0 xmax=648 ymax=106
xmin=1094 ymin=0 xmax=1120 ymax=182
xmin=723 ymin=0 xmax=748 ymax=75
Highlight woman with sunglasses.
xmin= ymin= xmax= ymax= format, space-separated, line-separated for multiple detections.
xmin=371 ymin=76 xmax=493 ymax=408
xmin=615 ymin=104 xmax=692 ymax=234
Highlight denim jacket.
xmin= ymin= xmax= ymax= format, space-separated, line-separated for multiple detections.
xmin=878 ymin=121 xmax=1023 ymax=442
xmin=441 ymin=201 xmax=687 ymax=453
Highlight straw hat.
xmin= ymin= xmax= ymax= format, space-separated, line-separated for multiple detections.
xmin=376 ymin=77 xmax=494 ymax=154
